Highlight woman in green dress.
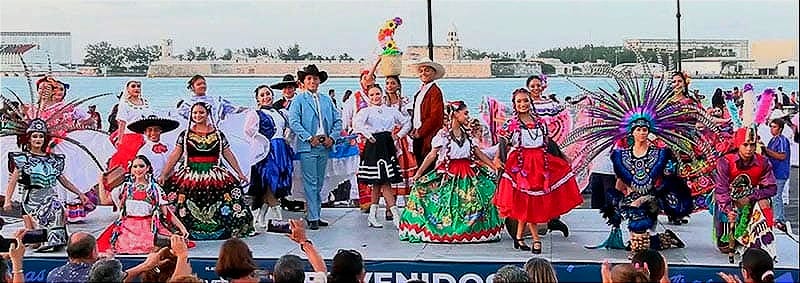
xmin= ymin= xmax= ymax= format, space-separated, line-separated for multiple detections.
xmin=398 ymin=101 xmax=502 ymax=243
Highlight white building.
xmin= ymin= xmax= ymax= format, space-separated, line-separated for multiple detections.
xmin=776 ymin=59 xmax=798 ymax=77
xmin=1 ymin=32 xmax=72 ymax=66
xmin=613 ymin=62 xmax=667 ymax=76
xmin=681 ymin=57 xmax=754 ymax=76
xmin=624 ymin=38 xmax=750 ymax=58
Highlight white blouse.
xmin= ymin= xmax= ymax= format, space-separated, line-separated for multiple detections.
xmin=431 ymin=130 xmax=474 ymax=160
xmin=352 ymin=105 xmax=411 ymax=140
xmin=244 ymin=108 xmax=290 ymax=140
xmin=508 ymin=125 xmax=545 ymax=148
xmin=117 ymin=100 xmax=150 ymax=134
xmin=110 ymin=183 xmax=168 ymax=217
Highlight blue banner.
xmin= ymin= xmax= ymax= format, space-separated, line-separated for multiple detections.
xmin=20 ymin=257 xmax=799 ymax=283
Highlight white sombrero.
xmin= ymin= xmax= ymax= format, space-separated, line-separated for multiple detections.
xmin=412 ymin=60 xmax=446 ymax=80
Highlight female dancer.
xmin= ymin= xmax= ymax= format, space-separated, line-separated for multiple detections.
xmin=3 ymin=119 xmax=88 ymax=252
xmin=398 ymin=101 xmax=502 ymax=243
xmin=159 ymin=102 xmax=255 ymax=240
xmin=493 ymin=88 xmax=583 ymax=254
xmin=352 ymin=84 xmax=410 ymax=228
xmin=384 ymin=75 xmax=416 ymax=221
xmin=97 ymin=155 xmax=191 ymax=254
xmin=244 ymin=85 xmax=294 ymax=227
xmin=108 ymin=80 xmax=149 ymax=171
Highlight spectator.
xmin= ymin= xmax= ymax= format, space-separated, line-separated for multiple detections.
xmin=762 ymin=118 xmax=790 ymax=231
xmin=48 ymin=232 xmax=98 ymax=283
xmin=493 ymin=265 xmax=529 ymax=283
xmin=600 ymin=261 xmax=649 ymax=283
xmin=215 ymin=238 xmax=259 ymax=282
xmin=140 ymin=248 xmax=177 ymax=283
xmin=718 ymin=248 xmax=775 ymax=283
xmin=87 ymin=105 xmax=102 ymax=129
xmin=88 ymin=248 xmax=174 ymax=283
xmin=1 ymin=229 xmax=26 ymax=283
xmin=328 ymin=249 xmax=365 ymax=283
xmin=329 ymin=89 xmax=338 ymax=108
xmin=274 ymin=219 xmax=326 ymax=283
xmin=524 ymin=257 xmax=558 ymax=283
xmin=168 ymin=275 xmax=204 ymax=283
xmin=631 ymin=249 xmax=669 ymax=283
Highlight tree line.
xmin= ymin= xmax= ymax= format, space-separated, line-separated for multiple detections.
xmin=83 ymin=42 xmax=358 ymax=73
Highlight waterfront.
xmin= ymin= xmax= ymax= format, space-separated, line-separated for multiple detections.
xmin=1 ymin=77 xmax=797 ymax=114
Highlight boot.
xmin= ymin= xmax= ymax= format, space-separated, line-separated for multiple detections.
xmin=368 ymin=204 xmax=383 ymax=228
xmin=272 ymin=205 xmax=283 ymax=220
xmin=389 ymin=206 xmax=401 ymax=228
xmin=259 ymin=204 xmax=269 ymax=228
xmin=252 ymin=207 xmax=262 ymax=228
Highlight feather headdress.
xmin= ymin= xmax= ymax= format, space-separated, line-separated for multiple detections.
xmin=562 ymin=60 xmax=716 ymax=174
xmin=1 ymin=56 xmax=113 ymax=170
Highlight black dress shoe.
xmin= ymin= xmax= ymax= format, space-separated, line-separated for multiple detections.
xmin=307 ymin=220 xmax=319 ymax=230
xmin=547 ymin=218 xmax=569 ymax=237
xmin=318 ymin=219 xmax=329 ymax=226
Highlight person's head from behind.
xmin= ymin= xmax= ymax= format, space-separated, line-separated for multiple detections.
xmin=67 ymin=232 xmax=98 ymax=261
xmin=216 ymin=238 xmax=258 ymax=282
xmin=88 ymin=258 xmax=124 ymax=283
xmin=141 ymin=248 xmax=178 ymax=283
xmin=631 ymin=249 xmax=666 ymax=283
xmin=741 ymin=248 xmax=775 ymax=283
xmin=524 ymin=257 xmax=558 ymax=282
xmin=610 ymin=263 xmax=650 ymax=283
xmin=168 ymin=274 xmax=204 ymax=283
xmin=493 ymin=265 xmax=529 ymax=283
xmin=329 ymin=249 xmax=365 ymax=283
xmin=712 ymin=88 xmax=725 ymax=109
xmin=273 ymin=254 xmax=305 ymax=283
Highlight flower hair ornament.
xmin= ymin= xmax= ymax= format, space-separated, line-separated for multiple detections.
xmin=1 ymin=55 xmax=114 ymax=170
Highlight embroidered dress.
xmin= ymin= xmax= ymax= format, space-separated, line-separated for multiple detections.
xmin=353 ymin=105 xmax=410 ymax=185
xmin=97 ymin=179 xmax=190 ymax=254
xmin=245 ymin=108 xmax=294 ymax=209
xmin=493 ymin=117 xmax=583 ymax=224
xmin=9 ymin=152 xmax=69 ymax=249
xmin=163 ymin=129 xmax=255 ymax=240
xmin=670 ymin=96 xmax=718 ymax=210
xmin=398 ymin=130 xmax=502 ymax=243
xmin=387 ymin=96 xmax=416 ymax=195
xmin=107 ymin=98 xmax=149 ymax=173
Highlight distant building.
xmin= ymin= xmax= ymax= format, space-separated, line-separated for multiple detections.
xmin=751 ymin=40 xmax=798 ymax=76
xmin=624 ymin=38 xmax=750 ymax=58
xmin=0 ymin=31 xmax=72 ymax=66
xmin=405 ymin=24 xmax=463 ymax=62
xmin=776 ymin=59 xmax=798 ymax=77
xmin=527 ymin=58 xmax=570 ymax=75
xmin=681 ymin=57 xmax=754 ymax=76
xmin=613 ymin=62 xmax=667 ymax=76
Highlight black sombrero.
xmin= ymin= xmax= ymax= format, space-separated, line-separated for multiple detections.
xmin=297 ymin=64 xmax=328 ymax=84
xmin=270 ymin=74 xmax=298 ymax=90
xmin=127 ymin=115 xmax=180 ymax=134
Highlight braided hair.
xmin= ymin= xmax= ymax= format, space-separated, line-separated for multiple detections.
xmin=440 ymin=101 xmax=475 ymax=175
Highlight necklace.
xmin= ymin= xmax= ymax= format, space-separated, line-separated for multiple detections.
xmin=451 ymin=130 xmax=467 ymax=147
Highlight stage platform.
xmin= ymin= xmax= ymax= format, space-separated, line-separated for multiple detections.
xmin=4 ymin=207 xmax=799 ymax=283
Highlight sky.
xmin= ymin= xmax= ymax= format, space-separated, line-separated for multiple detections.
xmin=1 ymin=0 xmax=798 ymax=63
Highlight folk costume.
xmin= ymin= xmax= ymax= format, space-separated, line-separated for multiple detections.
xmin=107 ymin=80 xmax=150 ymax=173
xmin=386 ymin=92 xmax=417 ymax=196
xmin=410 ymin=61 xmax=445 ymax=174
xmin=129 ymin=115 xmax=181 ymax=180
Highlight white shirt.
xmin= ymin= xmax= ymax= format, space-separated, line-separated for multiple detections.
xmin=352 ymin=105 xmax=411 ymax=140
xmin=311 ymin=93 xmax=326 ymax=136
xmin=431 ymin=129 xmax=473 ymax=160
xmin=117 ymin=100 xmax=150 ymax=134
xmin=244 ymin=108 xmax=289 ymax=140
xmin=136 ymin=139 xmax=170 ymax=178
xmin=508 ymin=126 xmax=545 ymax=148
xmin=110 ymin=183 xmax=168 ymax=217
xmin=412 ymin=82 xmax=435 ymax=129
xmin=341 ymin=90 xmax=365 ymax=131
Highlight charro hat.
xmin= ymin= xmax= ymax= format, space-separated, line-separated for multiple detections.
xmin=127 ymin=114 xmax=180 ymax=134
xmin=270 ymin=74 xmax=298 ymax=90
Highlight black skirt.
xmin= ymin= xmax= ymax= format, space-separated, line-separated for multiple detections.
xmin=358 ymin=132 xmax=403 ymax=185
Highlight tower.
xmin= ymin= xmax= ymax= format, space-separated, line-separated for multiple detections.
xmin=446 ymin=23 xmax=461 ymax=60
xmin=160 ymin=39 xmax=174 ymax=61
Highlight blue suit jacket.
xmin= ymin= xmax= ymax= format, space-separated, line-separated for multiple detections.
xmin=287 ymin=90 xmax=343 ymax=153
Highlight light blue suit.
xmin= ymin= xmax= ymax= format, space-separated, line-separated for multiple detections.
xmin=287 ymin=90 xmax=342 ymax=221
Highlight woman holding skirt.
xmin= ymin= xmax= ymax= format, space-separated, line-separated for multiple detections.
xmin=353 ymin=84 xmax=410 ymax=228
xmin=398 ymin=101 xmax=502 ymax=243
xmin=384 ymin=75 xmax=416 ymax=221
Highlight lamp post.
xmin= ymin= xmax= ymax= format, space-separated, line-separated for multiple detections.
xmin=676 ymin=0 xmax=682 ymax=72
xmin=427 ymin=0 xmax=434 ymax=60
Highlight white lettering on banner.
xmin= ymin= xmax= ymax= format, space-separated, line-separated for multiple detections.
xmin=364 ymin=272 xmax=491 ymax=283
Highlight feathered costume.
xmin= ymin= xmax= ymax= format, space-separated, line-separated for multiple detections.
xmin=1 ymin=58 xmax=113 ymax=251
xmin=561 ymin=64 xmax=704 ymax=254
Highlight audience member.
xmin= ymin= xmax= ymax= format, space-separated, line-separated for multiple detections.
xmin=48 ymin=232 xmax=98 ymax=283
xmin=168 ymin=275 xmax=204 ymax=283
xmin=601 ymin=260 xmax=650 ymax=283
xmin=328 ymin=249 xmax=365 ymax=283
xmin=631 ymin=249 xmax=669 ymax=283
xmin=524 ymin=257 xmax=558 ymax=282
xmin=718 ymin=248 xmax=775 ymax=283
xmin=274 ymin=219 xmax=327 ymax=283
xmin=1 ymin=229 xmax=26 ymax=283
xmin=88 ymin=258 xmax=124 ymax=283
xmin=140 ymin=248 xmax=177 ymax=283
xmin=493 ymin=265 xmax=530 ymax=283
xmin=215 ymin=238 xmax=259 ymax=283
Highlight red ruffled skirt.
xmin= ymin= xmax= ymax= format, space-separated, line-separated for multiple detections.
xmin=97 ymin=215 xmax=194 ymax=254
xmin=493 ymin=147 xmax=583 ymax=224
xmin=107 ymin=133 xmax=145 ymax=174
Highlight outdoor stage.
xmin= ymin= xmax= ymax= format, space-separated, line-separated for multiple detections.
xmin=5 ymin=207 xmax=799 ymax=283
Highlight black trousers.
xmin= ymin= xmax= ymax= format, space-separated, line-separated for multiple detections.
xmin=588 ymin=172 xmax=617 ymax=209
xmin=412 ymin=137 xmax=434 ymax=175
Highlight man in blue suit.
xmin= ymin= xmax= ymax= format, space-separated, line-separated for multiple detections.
xmin=287 ymin=65 xmax=343 ymax=230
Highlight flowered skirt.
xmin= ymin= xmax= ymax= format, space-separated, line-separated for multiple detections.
xmin=107 ymin=133 xmax=145 ymax=175
xmin=249 ymin=138 xmax=294 ymax=209
xmin=391 ymin=136 xmax=416 ymax=195
xmin=398 ymin=159 xmax=503 ymax=243
xmin=164 ymin=164 xmax=255 ymax=240
xmin=96 ymin=215 xmax=179 ymax=254
xmin=493 ymin=147 xmax=583 ymax=224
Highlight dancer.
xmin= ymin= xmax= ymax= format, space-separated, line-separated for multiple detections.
xmin=271 ymin=74 xmax=298 ymax=110
xmin=244 ymin=85 xmax=294 ymax=227
xmin=158 ymin=102 xmax=255 ymax=240
xmin=342 ymin=64 xmax=378 ymax=212
xmin=493 ymin=88 xmax=583 ymax=254
xmin=3 ymin=119 xmax=88 ymax=252
xmin=410 ymin=60 xmax=445 ymax=174
xmin=97 ymin=155 xmax=190 ymax=254
xmin=352 ymin=84 xmax=410 ymax=228
xmin=129 ymin=114 xmax=181 ymax=179
xmin=384 ymin=75 xmax=416 ymax=221
xmin=108 ymin=80 xmax=149 ymax=172
xmin=713 ymin=127 xmax=777 ymax=261
xmin=398 ymin=101 xmax=502 ymax=243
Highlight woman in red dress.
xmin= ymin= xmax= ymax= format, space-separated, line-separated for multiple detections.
xmin=493 ymin=88 xmax=583 ymax=254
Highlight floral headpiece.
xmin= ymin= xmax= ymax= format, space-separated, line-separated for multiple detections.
xmin=377 ymin=17 xmax=403 ymax=56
